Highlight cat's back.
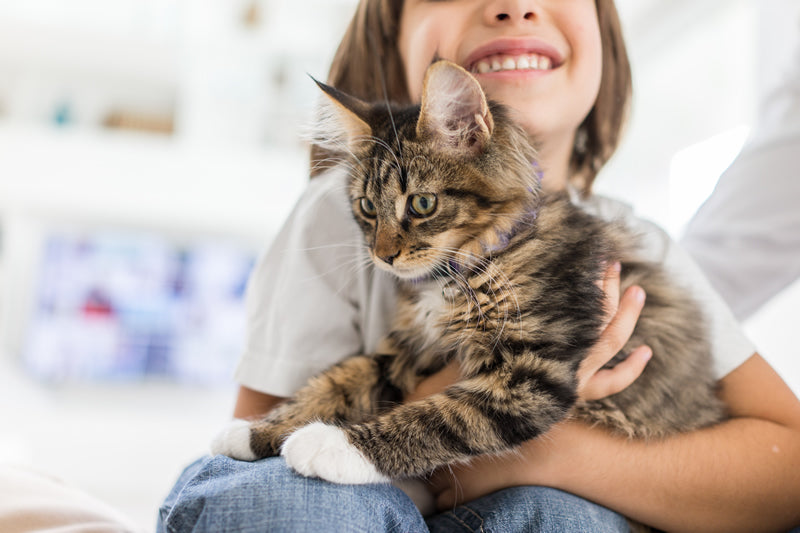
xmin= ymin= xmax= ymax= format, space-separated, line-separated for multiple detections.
xmin=492 ymin=192 xmax=630 ymax=285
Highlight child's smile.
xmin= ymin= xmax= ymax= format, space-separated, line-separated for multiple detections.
xmin=399 ymin=0 xmax=603 ymax=187
xmin=463 ymin=36 xmax=563 ymax=76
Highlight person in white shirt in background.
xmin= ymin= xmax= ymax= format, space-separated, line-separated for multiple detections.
xmin=682 ymin=8 xmax=800 ymax=403
xmin=682 ymin=22 xmax=800 ymax=322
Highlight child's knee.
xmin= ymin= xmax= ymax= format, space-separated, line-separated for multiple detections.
xmin=159 ymin=456 xmax=426 ymax=532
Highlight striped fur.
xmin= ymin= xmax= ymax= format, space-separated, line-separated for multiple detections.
xmin=239 ymin=61 xmax=725 ymax=481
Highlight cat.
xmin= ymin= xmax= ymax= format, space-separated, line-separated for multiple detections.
xmin=212 ymin=60 xmax=725 ymax=493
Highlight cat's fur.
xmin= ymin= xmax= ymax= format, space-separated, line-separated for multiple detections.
xmin=213 ymin=61 xmax=725 ymax=488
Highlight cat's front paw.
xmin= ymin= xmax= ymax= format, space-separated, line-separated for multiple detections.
xmin=281 ymin=422 xmax=389 ymax=484
xmin=210 ymin=419 xmax=258 ymax=461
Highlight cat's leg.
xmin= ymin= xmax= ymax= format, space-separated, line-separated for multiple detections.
xmin=281 ymin=352 xmax=578 ymax=483
xmin=211 ymin=354 xmax=403 ymax=460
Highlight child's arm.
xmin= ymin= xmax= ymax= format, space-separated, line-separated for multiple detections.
xmin=431 ymin=354 xmax=800 ymax=532
xmin=233 ymin=386 xmax=286 ymax=419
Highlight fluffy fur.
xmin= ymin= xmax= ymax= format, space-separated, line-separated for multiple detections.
xmin=213 ymin=61 xmax=725 ymax=491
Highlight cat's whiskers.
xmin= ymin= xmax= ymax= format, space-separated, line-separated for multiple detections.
xmin=322 ymin=137 xmax=373 ymax=176
xmin=352 ymin=135 xmax=401 ymax=166
xmin=407 ymin=154 xmax=431 ymax=169
xmin=346 ymin=256 xmax=378 ymax=280
xmin=332 ymin=256 xmax=376 ymax=299
xmin=426 ymin=247 xmax=490 ymax=328
xmin=431 ymin=274 xmax=471 ymax=354
xmin=440 ymin=250 xmax=487 ymax=326
xmin=443 ymin=264 xmax=484 ymax=347
xmin=294 ymin=243 xmax=373 ymax=296
xmin=414 ymin=246 xmax=484 ymax=348
xmin=430 ymin=245 xmax=523 ymax=349
xmin=294 ymin=243 xmax=366 ymax=253
xmin=461 ymin=256 xmax=516 ymax=344
xmin=315 ymin=179 xmax=362 ymax=209
xmin=375 ymin=67 xmax=405 ymax=172
xmin=311 ymin=155 xmax=359 ymax=175
xmin=321 ymin=128 xmax=404 ymax=186
xmin=310 ymin=253 xmax=372 ymax=283
xmin=477 ymin=261 xmax=522 ymax=352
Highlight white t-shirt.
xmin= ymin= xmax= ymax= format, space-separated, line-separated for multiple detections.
xmin=235 ymin=169 xmax=755 ymax=397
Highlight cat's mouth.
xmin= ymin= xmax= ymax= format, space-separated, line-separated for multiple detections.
xmin=378 ymin=261 xmax=438 ymax=282
xmin=372 ymin=253 xmax=468 ymax=284
xmin=369 ymin=252 xmax=446 ymax=282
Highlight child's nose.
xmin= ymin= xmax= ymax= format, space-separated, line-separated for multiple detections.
xmin=484 ymin=0 xmax=537 ymax=24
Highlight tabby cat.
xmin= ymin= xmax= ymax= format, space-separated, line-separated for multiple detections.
xmin=212 ymin=60 xmax=725 ymax=491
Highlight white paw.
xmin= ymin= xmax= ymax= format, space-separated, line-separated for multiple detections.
xmin=210 ymin=419 xmax=257 ymax=461
xmin=281 ymin=422 xmax=389 ymax=484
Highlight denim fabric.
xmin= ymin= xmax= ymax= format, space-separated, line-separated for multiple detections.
xmin=426 ymin=486 xmax=629 ymax=533
xmin=158 ymin=455 xmax=629 ymax=533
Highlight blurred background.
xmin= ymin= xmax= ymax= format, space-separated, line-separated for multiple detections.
xmin=0 ymin=0 xmax=797 ymax=529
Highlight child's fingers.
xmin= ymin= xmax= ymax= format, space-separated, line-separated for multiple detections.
xmin=598 ymin=262 xmax=622 ymax=330
xmin=580 ymin=345 xmax=653 ymax=401
xmin=587 ymin=284 xmax=645 ymax=372
xmin=577 ymin=284 xmax=646 ymax=395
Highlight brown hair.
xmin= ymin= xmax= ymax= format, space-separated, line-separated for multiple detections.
xmin=311 ymin=0 xmax=632 ymax=194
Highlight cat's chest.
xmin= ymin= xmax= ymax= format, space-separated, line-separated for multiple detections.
xmin=407 ymin=285 xmax=452 ymax=342
xmin=403 ymin=280 xmax=489 ymax=342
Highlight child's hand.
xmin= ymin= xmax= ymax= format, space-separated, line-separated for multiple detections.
xmin=577 ymin=262 xmax=651 ymax=401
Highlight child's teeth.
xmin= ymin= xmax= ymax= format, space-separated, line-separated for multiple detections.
xmin=473 ymin=54 xmax=552 ymax=74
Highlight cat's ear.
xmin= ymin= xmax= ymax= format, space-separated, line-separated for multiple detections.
xmin=311 ymin=77 xmax=373 ymax=152
xmin=416 ymin=61 xmax=494 ymax=156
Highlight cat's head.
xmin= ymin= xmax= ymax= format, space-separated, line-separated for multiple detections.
xmin=314 ymin=60 xmax=540 ymax=280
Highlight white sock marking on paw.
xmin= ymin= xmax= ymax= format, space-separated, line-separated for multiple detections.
xmin=281 ymin=422 xmax=389 ymax=484
xmin=210 ymin=419 xmax=257 ymax=461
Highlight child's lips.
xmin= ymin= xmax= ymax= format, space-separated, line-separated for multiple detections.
xmin=463 ymin=38 xmax=563 ymax=75
xmin=470 ymin=53 xmax=554 ymax=75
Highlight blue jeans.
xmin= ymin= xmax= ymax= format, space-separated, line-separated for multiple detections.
xmin=158 ymin=456 xmax=629 ymax=533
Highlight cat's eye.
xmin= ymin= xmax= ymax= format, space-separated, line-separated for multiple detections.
xmin=409 ymin=194 xmax=437 ymax=217
xmin=359 ymin=197 xmax=377 ymax=218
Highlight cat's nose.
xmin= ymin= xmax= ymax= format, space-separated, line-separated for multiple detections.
xmin=379 ymin=251 xmax=400 ymax=266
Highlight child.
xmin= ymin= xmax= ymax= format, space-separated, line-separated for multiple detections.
xmin=159 ymin=1 xmax=800 ymax=531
